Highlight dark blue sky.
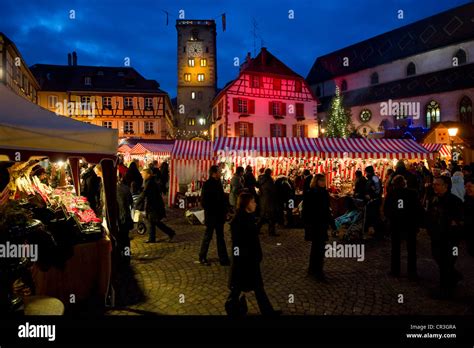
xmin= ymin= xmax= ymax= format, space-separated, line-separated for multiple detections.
xmin=2 ymin=0 xmax=470 ymax=97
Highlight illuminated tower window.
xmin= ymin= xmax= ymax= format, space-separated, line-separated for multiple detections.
xmin=425 ymin=100 xmax=441 ymax=128
xmin=200 ymin=58 xmax=207 ymax=67
xmin=198 ymin=73 xmax=205 ymax=82
xmin=184 ymin=73 xmax=191 ymax=82
xmin=188 ymin=58 xmax=195 ymax=67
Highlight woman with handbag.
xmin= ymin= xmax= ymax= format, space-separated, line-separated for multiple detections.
xmin=225 ymin=192 xmax=282 ymax=317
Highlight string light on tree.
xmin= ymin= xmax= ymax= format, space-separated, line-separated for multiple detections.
xmin=326 ymin=86 xmax=354 ymax=138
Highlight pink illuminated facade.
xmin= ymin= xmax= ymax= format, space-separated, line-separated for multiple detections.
xmin=210 ymin=48 xmax=319 ymax=139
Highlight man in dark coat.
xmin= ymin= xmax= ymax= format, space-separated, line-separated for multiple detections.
xmin=199 ymin=165 xmax=230 ymax=266
xmin=243 ymin=165 xmax=257 ymax=197
xmin=426 ymin=175 xmax=464 ymax=297
xmin=302 ymin=174 xmax=332 ymax=280
xmin=135 ymin=168 xmax=175 ymax=243
xmin=275 ymin=176 xmax=294 ymax=227
xmin=256 ymin=169 xmax=278 ymax=236
xmin=353 ymin=170 xmax=367 ymax=200
xmin=117 ymin=177 xmax=134 ymax=265
xmin=387 ymin=160 xmax=418 ymax=195
xmin=303 ymin=169 xmax=313 ymax=193
xmin=81 ymin=164 xmax=101 ymax=214
xmin=384 ymin=175 xmax=422 ymax=279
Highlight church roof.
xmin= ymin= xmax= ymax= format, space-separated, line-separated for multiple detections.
xmin=307 ymin=2 xmax=474 ymax=85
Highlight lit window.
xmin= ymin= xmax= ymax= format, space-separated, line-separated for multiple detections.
xmin=84 ymin=77 xmax=92 ymax=86
xmin=187 ymin=118 xmax=196 ymax=126
xmin=145 ymin=98 xmax=153 ymax=110
xmin=103 ymin=97 xmax=112 ymax=109
xmin=238 ymin=99 xmax=248 ymax=113
xmin=48 ymin=95 xmax=58 ymax=108
xmin=191 ymin=92 xmax=196 ymax=99
xmin=425 ymin=100 xmax=441 ymax=128
xmin=239 ymin=122 xmax=249 ymax=137
xmin=198 ymin=73 xmax=205 ymax=82
xmin=272 ymin=102 xmax=281 ymax=116
xmin=200 ymin=58 xmax=207 ymax=67
xmin=124 ymin=121 xmax=134 ymax=133
xmin=250 ymin=75 xmax=260 ymax=88
xmin=271 ymin=124 xmax=284 ymax=137
xmin=81 ymin=96 xmax=91 ymax=108
xmin=295 ymin=124 xmax=306 ymax=137
xmin=188 ymin=58 xmax=195 ymax=67
xmin=184 ymin=73 xmax=191 ymax=82
xmin=102 ymin=121 xmax=112 ymax=128
xmin=199 ymin=118 xmax=206 ymax=126
xmin=124 ymin=97 xmax=133 ymax=109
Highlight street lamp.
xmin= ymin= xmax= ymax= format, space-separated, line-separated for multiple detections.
xmin=198 ymin=117 xmax=206 ymax=126
xmin=448 ymin=127 xmax=458 ymax=163
xmin=321 ymin=128 xmax=326 ymax=138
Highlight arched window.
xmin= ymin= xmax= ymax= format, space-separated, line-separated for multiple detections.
xmin=453 ymin=49 xmax=467 ymax=66
xmin=460 ymin=96 xmax=473 ymax=125
xmin=370 ymin=72 xmax=379 ymax=85
xmin=425 ymin=100 xmax=441 ymax=128
xmin=341 ymin=80 xmax=348 ymax=92
xmin=406 ymin=62 xmax=416 ymax=76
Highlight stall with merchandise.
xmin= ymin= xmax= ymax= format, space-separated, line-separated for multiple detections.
xmin=128 ymin=141 xmax=174 ymax=167
xmin=168 ymin=140 xmax=215 ymax=208
xmin=0 ymin=84 xmax=118 ymax=313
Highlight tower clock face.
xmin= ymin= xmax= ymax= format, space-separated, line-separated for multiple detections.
xmin=187 ymin=42 xmax=203 ymax=57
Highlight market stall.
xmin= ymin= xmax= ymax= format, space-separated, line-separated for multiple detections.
xmin=128 ymin=141 xmax=174 ymax=167
xmin=421 ymin=143 xmax=451 ymax=160
xmin=0 ymin=84 xmax=118 ymax=312
xmin=168 ymin=140 xmax=215 ymax=208
xmin=313 ymin=138 xmax=434 ymax=194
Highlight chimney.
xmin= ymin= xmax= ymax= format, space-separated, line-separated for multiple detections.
xmin=239 ymin=52 xmax=252 ymax=72
xmin=67 ymin=53 xmax=72 ymax=66
xmin=261 ymin=47 xmax=267 ymax=66
xmin=72 ymin=51 xmax=77 ymax=66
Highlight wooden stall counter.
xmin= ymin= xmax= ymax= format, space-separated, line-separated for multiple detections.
xmin=31 ymin=236 xmax=112 ymax=309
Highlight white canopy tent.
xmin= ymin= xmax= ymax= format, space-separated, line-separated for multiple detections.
xmin=0 ymin=84 xmax=117 ymax=161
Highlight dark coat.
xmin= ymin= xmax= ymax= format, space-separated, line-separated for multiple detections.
xmin=258 ymin=174 xmax=277 ymax=219
xmin=117 ymin=182 xmax=133 ymax=230
xmin=354 ymin=176 xmax=367 ymax=199
xmin=243 ymin=172 xmax=257 ymax=196
xmin=384 ymin=187 xmax=422 ymax=232
xmin=387 ymin=168 xmax=419 ymax=194
xmin=426 ymin=191 xmax=463 ymax=243
xmin=123 ymin=168 xmax=143 ymax=195
xmin=303 ymin=175 xmax=313 ymax=193
xmin=201 ymin=177 xmax=227 ymax=226
xmin=81 ymin=167 xmax=101 ymax=212
xmin=228 ymin=211 xmax=263 ymax=291
xmin=134 ymin=177 xmax=166 ymax=222
xmin=302 ymin=186 xmax=332 ymax=241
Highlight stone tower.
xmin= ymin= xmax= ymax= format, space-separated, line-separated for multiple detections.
xmin=176 ymin=20 xmax=217 ymax=139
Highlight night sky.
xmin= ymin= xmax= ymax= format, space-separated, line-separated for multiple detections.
xmin=2 ymin=0 xmax=470 ymax=97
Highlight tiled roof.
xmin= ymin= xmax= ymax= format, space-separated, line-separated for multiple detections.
xmin=318 ymin=62 xmax=474 ymax=112
xmin=242 ymin=48 xmax=303 ymax=79
xmin=307 ymin=2 xmax=474 ymax=84
xmin=29 ymin=64 xmax=167 ymax=94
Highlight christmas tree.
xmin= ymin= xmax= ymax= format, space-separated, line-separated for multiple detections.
xmin=326 ymin=86 xmax=353 ymax=138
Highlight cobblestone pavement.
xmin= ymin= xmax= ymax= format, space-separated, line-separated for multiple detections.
xmin=107 ymin=208 xmax=474 ymax=316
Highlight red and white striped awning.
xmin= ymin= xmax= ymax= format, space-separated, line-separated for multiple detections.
xmin=117 ymin=144 xmax=131 ymax=153
xmin=130 ymin=142 xmax=174 ymax=156
xmin=421 ymin=143 xmax=451 ymax=157
xmin=315 ymin=138 xmax=433 ymax=160
xmin=171 ymin=140 xmax=214 ymax=160
xmin=213 ymin=137 xmax=320 ymax=158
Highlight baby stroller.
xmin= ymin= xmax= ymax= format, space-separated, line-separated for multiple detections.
xmin=132 ymin=194 xmax=147 ymax=235
xmin=333 ymin=198 xmax=366 ymax=241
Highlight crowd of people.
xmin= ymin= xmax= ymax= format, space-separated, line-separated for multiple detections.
xmin=80 ymin=157 xmax=473 ymax=315
xmin=198 ymin=160 xmax=474 ymax=315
